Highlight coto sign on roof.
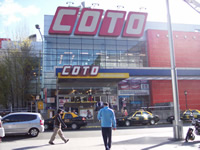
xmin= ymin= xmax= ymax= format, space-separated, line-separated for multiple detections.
xmin=49 ymin=7 xmax=148 ymax=38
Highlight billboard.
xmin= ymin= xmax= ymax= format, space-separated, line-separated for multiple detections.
xmin=49 ymin=7 xmax=147 ymax=38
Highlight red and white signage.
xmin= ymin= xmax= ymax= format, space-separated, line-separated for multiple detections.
xmin=99 ymin=10 xmax=126 ymax=37
xmin=61 ymin=65 xmax=99 ymax=76
xmin=49 ymin=7 xmax=147 ymax=38
xmin=74 ymin=8 xmax=103 ymax=35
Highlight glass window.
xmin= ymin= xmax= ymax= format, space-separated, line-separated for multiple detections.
xmin=57 ymin=43 xmax=69 ymax=49
xmin=45 ymin=49 xmax=56 ymax=55
xmin=45 ymin=79 xmax=56 ymax=85
xmin=127 ymin=40 xmax=138 ymax=46
xmin=45 ymin=66 xmax=54 ymax=72
xmin=135 ymin=112 xmax=142 ymax=117
xmin=57 ymin=38 xmax=69 ymax=44
xmin=45 ymin=37 xmax=56 ymax=43
xmin=142 ymin=112 xmax=149 ymax=115
xmin=81 ymin=60 xmax=93 ymax=65
xmin=118 ymin=62 xmax=128 ymax=67
xmin=57 ymin=49 xmax=69 ymax=55
xmin=70 ymin=43 xmax=81 ymax=49
xmin=100 ymin=62 xmax=106 ymax=68
xmin=81 ymin=49 xmax=93 ymax=61
xmin=64 ymin=114 xmax=73 ymax=119
xmin=46 ymin=43 xmax=57 ymax=49
xmin=70 ymin=49 xmax=80 ymax=60
xmin=107 ymin=50 xmax=116 ymax=57
xmin=94 ymin=39 xmax=105 ymax=45
xmin=106 ymin=62 xmax=117 ymax=67
xmin=3 ymin=115 xmax=17 ymax=122
xmin=70 ymin=59 xmax=80 ymax=65
xmin=2 ymin=114 xmax=36 ymax=122
xmin=117 ymin=40 xmax=127 ymax=45
xmin=82 ymin=44 xmax=93 ymax=50
xmin=94 ymin=50 xmax=104 ymax=56
xmin=94 ymin=44 xmax=104 ymax=50
xmin=117 ymin=45 xmax=127 ymax=50
xmin=57 ymin=54 xmax=64 ymax=65
xmin=22 ymin=115 xmax=37 ymax=121
xmin=82 ymin=39 xmax=93 ymax=44
xmin=105 ymin=45 xmax=116 ymax=50
xmin=70 ymin=38 xmax=81 ymax=43
xmin=105 ymin=39 xmax=116 ymax=45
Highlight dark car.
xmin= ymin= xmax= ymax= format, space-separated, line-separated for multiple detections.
xmin=117 ymin=110 xmax=160 ymax=126
xmin=44 ymin=112 xmax=87 ymax=130
xmin=166 ymin=109 xmax=200 ymax=124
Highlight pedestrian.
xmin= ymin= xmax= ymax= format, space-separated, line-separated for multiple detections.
xmin=49 ymin=108 xmax=69 ymax=145
xmin=72 ymin=109 xmax=78 ymax=115
xmin=97 ymin=102 xmax=116 ymax=150
xmin=124 ymin=109 xmax=128 ymax=117
xmin=0 ymin=116 xmax=5 ymax=143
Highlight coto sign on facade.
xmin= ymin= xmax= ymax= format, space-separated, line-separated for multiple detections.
xmin=61 ymin=65 xmax=99 ymax=76
xmin=49 ymin=7 xmax=148 ymax=38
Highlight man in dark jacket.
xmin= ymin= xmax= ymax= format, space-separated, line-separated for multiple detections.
xmin=49 ymin=109 xmax=69 ymax=145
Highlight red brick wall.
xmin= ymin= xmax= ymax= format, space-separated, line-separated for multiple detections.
xmin=147 ymin=29 xmax=200 ymax=110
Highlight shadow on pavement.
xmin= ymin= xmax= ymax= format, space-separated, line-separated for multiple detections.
xmin=141 ymin=138 xmax=177 ymax=150
xmin=112 ymin=136 xmax=200 ymax=150
xmin=11 ymin=142 xmax=68 ymax=150
xmin=3 ymin=135 xmax=35 ymax=142
xmin=12 ymin=144 xmax=50 ymax=150
xmin=113 ymin=137 xmax=171 ymax=145
xmin=181 ymin=140 xmax=200 ymax=147
xmin=112 ymin=136 xmax=191 ymax=150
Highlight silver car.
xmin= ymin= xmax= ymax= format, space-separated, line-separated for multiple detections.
xmin=2 ymin=112 xmax=44 ymax=137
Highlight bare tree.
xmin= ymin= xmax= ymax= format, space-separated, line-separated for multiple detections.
xmin=0 ymin=39 xmax=39 ymax=109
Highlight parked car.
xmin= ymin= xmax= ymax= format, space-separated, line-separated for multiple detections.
xmin=1 ymin=112 xmax=44 ymax=137
xmin=44 ymin=112 xmax=87 ymax=130
xmin=0 ymin=116 xmax=5 ymax=140
xmin=117 ymin=110 xmax=160 ymax=126
xmin=166 ymin=109 xmax=200 ymax=124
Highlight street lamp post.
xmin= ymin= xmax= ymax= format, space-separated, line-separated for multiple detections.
xmin=33 ymin=72 xmax=38 ymax=112
xmin=166 ymin=0 xmax=183 ymax=140
xmin=35 ymin=24 xmax=44 ymax=92
xmin=184 ymin=90 xmax=188 ymax=109
xmin=35 ymin=24 xmax=44 ymax=112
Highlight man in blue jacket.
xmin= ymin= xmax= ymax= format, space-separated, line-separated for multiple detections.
xmin=97 ymin=102 xmax=116 ymax=150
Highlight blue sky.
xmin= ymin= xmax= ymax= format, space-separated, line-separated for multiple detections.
xmin=0 ymin=0 xmax=200 ymax=41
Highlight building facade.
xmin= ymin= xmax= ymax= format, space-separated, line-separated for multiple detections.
xmin=42 ymin=6 xmax=200 ymax=118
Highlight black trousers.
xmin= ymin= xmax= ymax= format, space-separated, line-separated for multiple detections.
xmin=101 ymin=127 xmax=112 ymax=149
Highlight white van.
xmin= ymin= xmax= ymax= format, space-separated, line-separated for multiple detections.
xmin=2 ymin=112 xmax=44 ymax=137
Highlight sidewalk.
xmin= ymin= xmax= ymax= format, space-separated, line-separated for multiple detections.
xmin=1 ymin=126 xmax=199 ymax=150
xmin=0 ymin=132 xmax=200 ymax=150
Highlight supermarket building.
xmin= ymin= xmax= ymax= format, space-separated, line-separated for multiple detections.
xmin=43 ymin=6 xmax=200 ymax=117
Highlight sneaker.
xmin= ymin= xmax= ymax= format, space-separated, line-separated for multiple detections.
xmin=49 ymin=141 xmax=55 ymax=145
xmin=64 ymin=139 xmax=69 ymax=143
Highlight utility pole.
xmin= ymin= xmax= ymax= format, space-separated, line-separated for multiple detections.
xmin=166 ymin=0 xmax=183 ymax=140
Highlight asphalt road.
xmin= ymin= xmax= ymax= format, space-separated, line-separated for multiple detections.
xmin=1 ymin=123 xmax=200 ymax=150
xmin=2 ymin=123 xmax=175 ymax=141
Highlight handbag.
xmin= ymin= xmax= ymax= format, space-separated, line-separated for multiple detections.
xmin=0 ymin=127 xmax=5 ymax=137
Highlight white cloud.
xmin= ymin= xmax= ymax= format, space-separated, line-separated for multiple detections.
xmin=0 ymin=0 xmax=40 ymax=26
xmin=3 ymin=14 xmax=21 ymax=26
